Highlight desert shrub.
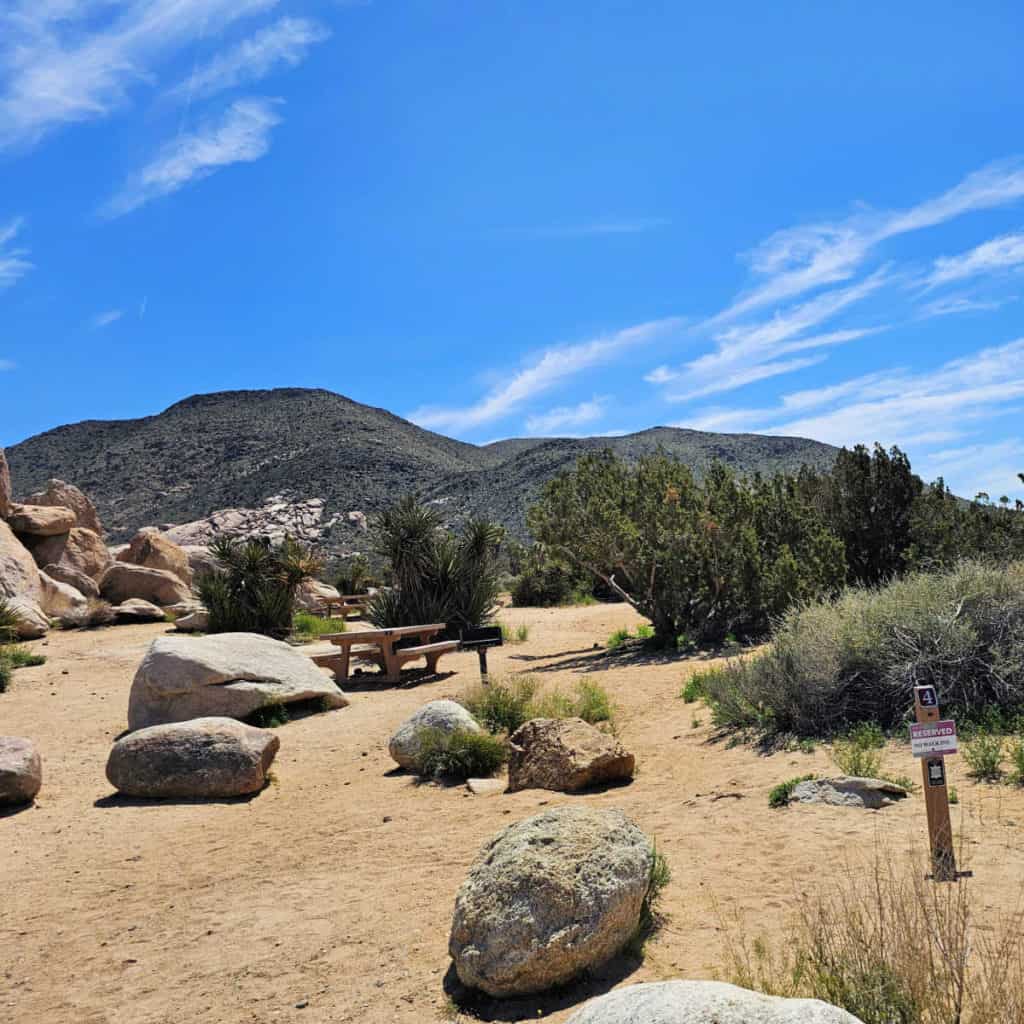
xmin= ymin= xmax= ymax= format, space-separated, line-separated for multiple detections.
xmin=498 ymin=622 xmax=530 ymax=644
xmin=367 ymin=497 xmax=502 ymax=634
xmin=412 ymin=727 xmax=508 ymax=780
xmin=56 ymin=597 xmax=117 ymax=630
xmin=722 ymin=846 xmax=1024 ymax=1023
xmin=5 ymin=645 xmax=45 ymax=669
xmin=198 ymin=535 xmax=321 ymax=640
xmin=768 ymin=773 xmax=816 ymax=808
xmin=291 ymin=612 xmax=347 ymax=641
xmin=627 ymin=843 xmax=672 ymax=958
xmin=248 ymin=702 xmax=290 ymax=728
xmin=832 ymin=722 xmax=885 ymax=777
xmin=528 ymin=452 xmax=846 ymax=645
xmin=0 ymin=600 xmax=46 ymax=692
xmin=607 ymin=627 xmax=632 ymax=650
xmin=461 ymin=675 xmax=614 ymax=733
xmin=334 ymin=555 xmax=372 ymax=595
xmin=461 ymin=676 xmax=539 ymax=734
xmin=700 ymin=560 xmax=1024 ymax=737
xmin=680 ymin=675 xmax=707 ymax=703
xmin=963 ymin=730 xmax=1004 ymax=781
xmin=0 ymin=598 xmax=19 ymax=645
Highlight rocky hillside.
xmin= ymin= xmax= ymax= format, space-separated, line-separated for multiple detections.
xmin=7 ymin=388 xmax=839 ymax=559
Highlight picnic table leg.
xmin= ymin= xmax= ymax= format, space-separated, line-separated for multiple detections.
xmin=382 ymin=640 xmax=401 ymax=683
xmin=338 ymin=647 xmax=350 ymax=685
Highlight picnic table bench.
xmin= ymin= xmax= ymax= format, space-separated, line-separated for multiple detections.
xmin=312 ymin=623 xmax=458 ymax=685
xmin=319 ymin=594 xmax=369 ymax=619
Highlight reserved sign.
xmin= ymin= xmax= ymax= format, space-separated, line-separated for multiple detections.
xmin=910 ymin=720 xmax=958 ymax=758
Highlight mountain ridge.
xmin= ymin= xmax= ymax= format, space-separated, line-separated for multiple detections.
xmin=6 ymin=388 xmax=840 ymax=559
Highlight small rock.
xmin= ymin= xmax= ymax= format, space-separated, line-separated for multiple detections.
xmin=466 ymin=778 xmax=505 ymax=797
xmin=0 ymin=736 xmax=42 ymax=805
xmin=790 ymin=776 xmax=908 ymax=809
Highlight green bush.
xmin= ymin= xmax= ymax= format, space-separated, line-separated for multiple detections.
xmin=498 ymin=622 xmax=530 ymax=644
xmin=0 ymin=655 xmax=10 ymax=694
xmin=832 ymin=722 xmax=885 ymax=777
xmin=412 ymin=727 xmax=508 ymax=780
xmin=768 ymin=774 xmax=816 ymax=808
xmin=249 ymin=702 xmax=290 ymax=728
xmin=461 ymin=676 xmax=614 ymax=734
xmin=367 ymin=497 xmax=502 ymax=635
xmin=964 ymin=731 xmax=1004 ymax=781
xmin=627 ymin=843 xmax=672 ymax=958
xmin=607 ymin=627 xmax=632 ymax=650
xmin=5 ymin=645 xmax=45 ymax=669
xmin=199 ymin=535 xmax=322 ymax=640
xmin=680 ymin=675 xmax=707 ymax=703
xmin=0 ymin=598 xmax=19 ymax=645
xmin=699 ymin=560 xmax=1024 ymax=737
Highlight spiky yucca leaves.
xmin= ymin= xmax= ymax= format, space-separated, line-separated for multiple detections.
xmin=367 ymin=498 xmax=502 ymax=634
xmin=0 ymin=598 xmax=20 ymax=645
xmin=199 ymin=535 xmax=323 ymax=639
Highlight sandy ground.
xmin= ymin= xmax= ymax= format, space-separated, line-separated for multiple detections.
xmin=3 ymin=603 xmax=1024 ymax=1024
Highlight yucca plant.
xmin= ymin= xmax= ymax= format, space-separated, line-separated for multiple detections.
xmin=198 ymin=535 xmax=322 ymax=639
xmin=367 ymin=497 xmax=502 ymax=635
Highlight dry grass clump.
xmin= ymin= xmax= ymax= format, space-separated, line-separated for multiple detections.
xmin=57 ymin=598 xmax=117 ymax=630
xmin=721 ymin=845 xmax=1024 ymax=1023
xmin=460 ymin=674 xmax=614 ymax=735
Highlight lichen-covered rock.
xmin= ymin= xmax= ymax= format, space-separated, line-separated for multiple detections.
xmin=100 ymin=562 xmax=191 ymax=607
xmin=508 ymin=717 xmax=635 ymax=793
xmin=7 ymin=503 xmax=76 ymax=537
xmin=449 ymin=806 xmax=653 ymax=996
xmin=0 ymin=737 xmax=42 ymax=805
xmin=26 ymin=527 xmax=112 ymax=583
xmin=566 ymin=981 xmax=865 ymax=1024
xmin=24 ymin=479 xmax=104 ymax=537
xmin=42 ymin=562 xmax=100 ymax=599
xmin=389 ymin=700 xmax=484 ymax=770
xmin=106 ymin=717 xmax=279 ymax=798
xmin=790 ymin=776 xmax=908 ymax=809
xmin=127 ymin=632 xmax=349 ymax=730
xmin=118 ymin=529 xmax=193 ymax=586
xmin=114 ymin=599 xmax=167 ymax=622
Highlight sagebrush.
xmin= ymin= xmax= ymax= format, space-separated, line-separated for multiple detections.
xmin=460 ymin=675 xmax=614 ymax=734
xmin=412 ymin=727 xmax=508 ymax=779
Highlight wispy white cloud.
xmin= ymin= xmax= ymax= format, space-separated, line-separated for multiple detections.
xmin=918 ymin=294 xmax=1012 ymax=318
xmin=0 ymin=216 xmax=32 ymax=287
xmin=525 ymin=397 xmax=608 ymax=435
xmin=504 ymin=218 xmax=669 ymax=239
xmin=717 ymin=159 xmax=1024 ymax=322
xmin=410 ymin=318 xmax=685 ymax=433
xmin=926 ymin=231 xmax=1024 ymax=288
xmin=0 ymin=0 xmax=278 ymax=150
xmin=918 ymin=440 xmax=1024 ymax=500
xmin=91 ymin=308 xmax=122 ymax=328
xmin=102 ymin=97 xmax=281 ymax=217
xmin=649 ymin=271 xmax=888 ymax=401
xmin=680 ymin=339 xmax=1024 ymax=451
xmin=164 ymin=16 xmax=328 ymax=104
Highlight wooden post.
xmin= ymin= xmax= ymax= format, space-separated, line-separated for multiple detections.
xmin=477 ymin=647 xmax=489 ymax=682
xmin=914 ymin=686 xmax=957 ymax=882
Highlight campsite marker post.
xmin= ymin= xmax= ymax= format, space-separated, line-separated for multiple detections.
xmin=910 ymin=685 xmax=968 ymax=882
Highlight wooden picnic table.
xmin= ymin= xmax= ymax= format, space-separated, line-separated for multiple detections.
xmin=319 ymin=594 xmax=369 ymax=619
xmin=316 ymin=623 xmax=458 ymax=684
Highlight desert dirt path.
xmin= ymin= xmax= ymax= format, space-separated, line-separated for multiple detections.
xmin=3 ymin=604 xmax=1023 ymax=1024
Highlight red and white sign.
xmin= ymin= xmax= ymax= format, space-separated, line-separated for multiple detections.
xmin=910 ymin=720 xmax=958 ymax=758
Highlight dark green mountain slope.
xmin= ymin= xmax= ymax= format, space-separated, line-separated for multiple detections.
xmin=7 ymin=388 xmax=839 ymax=553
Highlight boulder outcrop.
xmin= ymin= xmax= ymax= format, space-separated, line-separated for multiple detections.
xmin=508 ymin=717 xmax=635 ymax=793
xmin=127 ymin=632 xmax=349 ymax=730
xmin=42 ymin=563 xmax=100 ymax=599
xmin=26 ymin=527 xmax=112 ymax=583
xmin=119 ymin=529 xmax=193 ymax=586
xmin=100 ymin=562 xmax=191 ymax=607
xmin=449 ymin=806 xmax=653 ymax=996
xmin=295 ymin=579 xmax=342 ymax=614
xmin=23 ymin=479 xmax=104 ymax=537
xmin=0 ymin=448 xmax=11 ymax=520
xmin=39 ymin=570 xmax=88 ymax=619
xmin=8 ymin=504 xmax=77 ymax=537
xmin=105 ymin=717 xmax=279 ymax=798
xmin=114 ymin=599 xmax=167 ymax=623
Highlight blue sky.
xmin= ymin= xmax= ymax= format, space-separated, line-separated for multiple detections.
xmin=2 ymin=2 xmax=1024 ymax=499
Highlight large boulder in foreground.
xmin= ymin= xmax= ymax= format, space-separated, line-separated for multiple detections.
xmin=508 ymin=717 xmax=635 ymax=793
xmin=127 ymin=632 xmax=349 ymax=730
xmin=24 ymin=479 xmax=104 ymax=537
xmin=106 ymin=717 xmax=279 ymax=799
xmin=7 ymin=503 xmax=76 ymax=537
xmin=26 ymin=527 xmax=111 ymax=583
xmin=790 ymin=776 xmax=908 ymax=809
xmin=0 ymin=737 xmax=42 ymax=805
xmin=118 ymin=529 xmax=193 ymax=587
xmin=389 ymin=700 xmax=484 ymax=770
xmin=566 ymin=981 xmax=864 ymax=1024
xmin=42 ymin=562 xmax=100 ymax=599
xmin=449 ymin=806 xmax=653 ymax=996
xmin=100 ymin=562 xmax=191 ymax=607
